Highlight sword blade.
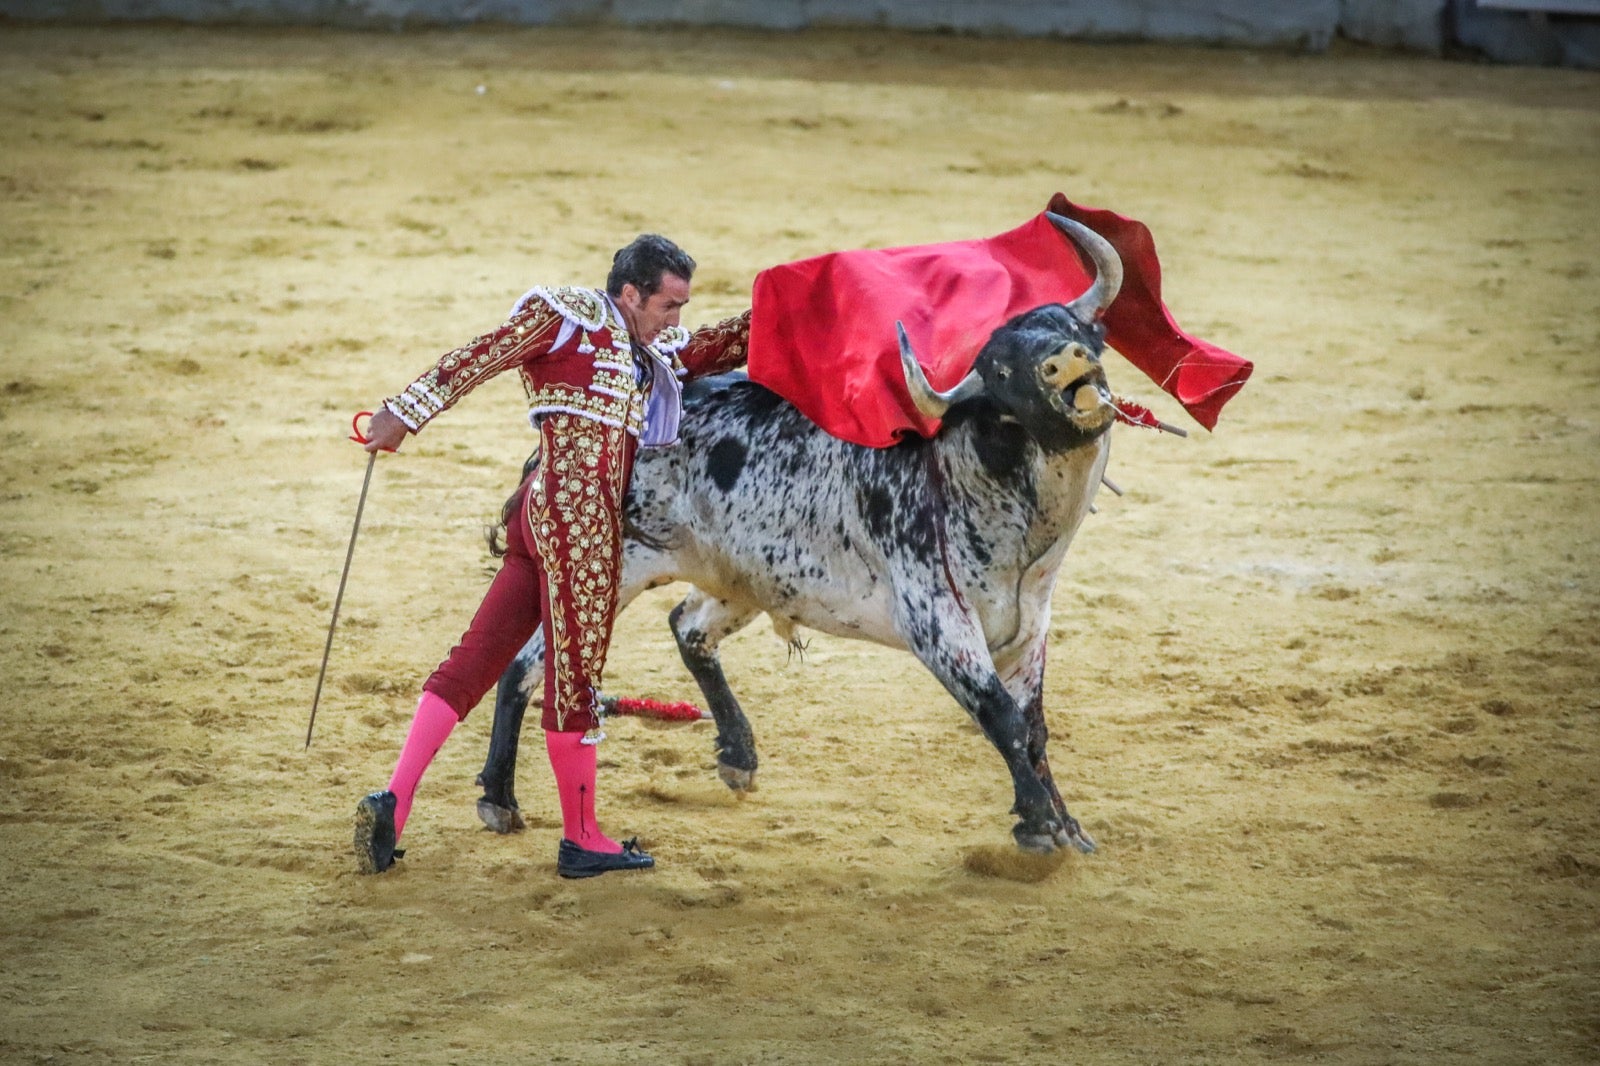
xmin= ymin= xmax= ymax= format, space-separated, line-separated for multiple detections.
xmin=305 ymin=450 xmax=377 ymax=749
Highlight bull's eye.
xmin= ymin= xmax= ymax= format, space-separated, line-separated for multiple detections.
xmin=996 ymin=367 xmax=1011 ymax=380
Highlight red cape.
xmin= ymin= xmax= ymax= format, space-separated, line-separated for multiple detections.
xmin=747 ymin=193 xmax=1252 ymax=448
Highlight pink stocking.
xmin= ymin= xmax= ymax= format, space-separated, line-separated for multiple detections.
xmin=386 ymin=691 xmax=460 ymax=839
xmin=545 ymin=729 xmax=621 ymax=853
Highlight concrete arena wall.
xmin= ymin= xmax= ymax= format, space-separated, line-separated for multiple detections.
xmin=2 ymin=0 xmax=1332 ymax=48
xmin=0 ymin=0 xmax=1349 ymax=46
xmin=1 ymin=0 xmax=1596 ymax=67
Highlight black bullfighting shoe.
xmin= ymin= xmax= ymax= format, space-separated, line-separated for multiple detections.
xmin=556 ymin=837 xmax=655 ymax=879
xmin=353 ymin=790 xmax=405 ymax=874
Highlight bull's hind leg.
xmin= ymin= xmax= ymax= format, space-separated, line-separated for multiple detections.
xmin=475 ymin=630 xmax=543 ymax=833
xmin=477 ymin=548 xmax=672 ymax=834
xmin=669 ymin=591 xmax=760 ymax=791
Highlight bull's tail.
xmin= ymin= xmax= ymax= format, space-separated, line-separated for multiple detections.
xmin=485 ymin=447 xmax=541 ymax=559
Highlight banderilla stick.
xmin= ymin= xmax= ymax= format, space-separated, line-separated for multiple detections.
xmin=305 ymin=412 xmax=383 ymax=749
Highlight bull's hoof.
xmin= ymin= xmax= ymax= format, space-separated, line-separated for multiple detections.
xmin=1012 ymin=824 xmax=1060 ymax=855
xmin=717 ymin=762 xmax=757 ymax=792
xmin=1011 ymin=816 xmax=1062 ymax=851
xmin=1057 ymin=818 xmax=1097 ymax=855
xmin=476 ymin=798 xmax=525 ymax=834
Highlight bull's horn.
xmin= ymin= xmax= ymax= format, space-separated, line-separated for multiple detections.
xmin=898 ymin=321 xmax=983 ymax=419
xmin=1046 ymin=212 xmax=1124 ymax=322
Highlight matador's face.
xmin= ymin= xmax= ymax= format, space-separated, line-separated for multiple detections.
xmin=618 ymin=273 xmax=691 ymax=345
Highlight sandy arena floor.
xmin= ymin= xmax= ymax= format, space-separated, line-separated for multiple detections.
xmin=1 ymin=23 xmax=1597 ymax=1065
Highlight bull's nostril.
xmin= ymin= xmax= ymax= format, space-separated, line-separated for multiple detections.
xmin=1043 ymin=349 xmax=1095 ymax=390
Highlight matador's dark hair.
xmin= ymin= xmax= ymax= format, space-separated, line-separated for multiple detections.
xmin=606 ymin=234 xmax=696 ymax=298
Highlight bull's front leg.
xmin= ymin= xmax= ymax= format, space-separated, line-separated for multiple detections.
xmin=962 ymin=673 xmax=1069 ymax=853
xmin=669 ymin=592 xmax=759 ymax=791
xmin=1002 ymin=642 xmax=1096 ymax=854
xmin=902 ymin=606 xmax=1064 ymax=852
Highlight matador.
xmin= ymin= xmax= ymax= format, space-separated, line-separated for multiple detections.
xmin=352 ymin=234 xmax=749 ymax=878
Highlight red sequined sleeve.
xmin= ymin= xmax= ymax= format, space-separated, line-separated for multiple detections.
xmin=677 ymin=309 xmax=751 ymax=380
xmin=384 ymin=300 xmax=564 ymax=431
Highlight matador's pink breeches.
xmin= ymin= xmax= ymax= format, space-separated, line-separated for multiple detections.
xmin=423 ymin=412 xmax=635 ymax=733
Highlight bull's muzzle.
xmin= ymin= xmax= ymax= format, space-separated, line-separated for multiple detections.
xmin=1038 ymin=344 xmax=1097 ymax=391
xmin=1038 ymin=343 xmax=1114 ymax=425
xmin=1040 ymin=344 xmax=1109 ymax=414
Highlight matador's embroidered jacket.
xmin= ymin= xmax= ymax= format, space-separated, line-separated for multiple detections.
xmin=384 ymin=286 xmax=750 ymax=444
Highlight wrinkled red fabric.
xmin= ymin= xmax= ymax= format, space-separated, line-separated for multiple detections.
xmin=747 ymin=193 xmax=1252 ymax=447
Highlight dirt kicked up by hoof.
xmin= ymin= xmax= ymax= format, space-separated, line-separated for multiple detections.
xmin=962 ymin=844 xmax=1071 ymax=883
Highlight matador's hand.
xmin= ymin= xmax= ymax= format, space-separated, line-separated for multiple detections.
xmin=361 ymin=407 xmax=410 ymax=453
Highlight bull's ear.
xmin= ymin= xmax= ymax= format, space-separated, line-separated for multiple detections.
xmin=898 ymin=321 xmax=983 ymax=419
xmin=1046 ymin=213 xmax=1123 ymax=322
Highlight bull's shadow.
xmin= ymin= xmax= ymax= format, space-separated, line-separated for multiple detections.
xmin=478 ymin=215 xmax=1127 ymax=854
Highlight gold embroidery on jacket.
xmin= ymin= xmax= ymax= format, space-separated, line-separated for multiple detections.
xmin=532 ymin=286 xmax=608 ymax=331
xmin=520 ymin=294 xmax=652 ymax=435
xmin=527 ymin=413 xmax=630 ymax=730
xmin=524 ymin=381 xmax=647 ymax=435
xmin=388 ymin=284 xmax=685 ymax=439
xmin=677 ymin=310 xmax=751 ymax=379
xmin=386 ymin=300 xmax=563 ymax=430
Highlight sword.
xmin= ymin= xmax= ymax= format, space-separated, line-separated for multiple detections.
xmin=305 ymin=412 xmax=383 ymax=749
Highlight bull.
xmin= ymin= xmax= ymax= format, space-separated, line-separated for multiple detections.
xmin=477 ymin=215 xmax=1131 ymax=854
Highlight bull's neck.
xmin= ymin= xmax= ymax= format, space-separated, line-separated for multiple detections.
xmin=1035 ymin=433 xmax=1109 ymax=556
xmin=941 ymin=416 xmax=1109 ymax=561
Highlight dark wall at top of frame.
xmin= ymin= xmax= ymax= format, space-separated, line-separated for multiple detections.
xmin=1 ymin=1 xmax=1595 ymax=68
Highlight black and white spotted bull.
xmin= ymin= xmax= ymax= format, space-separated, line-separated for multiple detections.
xmin=477 ymin=215 xmax=1129 ymax=854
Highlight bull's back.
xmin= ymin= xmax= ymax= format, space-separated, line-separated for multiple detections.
xmin=624 ymin=377 xmax=906 ymax=645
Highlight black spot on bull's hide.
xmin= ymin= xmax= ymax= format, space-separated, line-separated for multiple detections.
xmin=960 ymin=513 xmax=992 ymax=566
xmin=861 ymin=484 xmax=893 ymax=539
xmin=738 ymin=383 xmax=786 ymax=417
xmin=954 ymin=407 xmax=1032 ymax=487
xmin=706 ymin=438 xmax=748 ymax=493
xmin=857 ymin=465 xmax=939 ymax=563
xmin=895 ymin=496 xmax=939 ymax=561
